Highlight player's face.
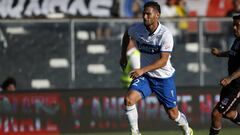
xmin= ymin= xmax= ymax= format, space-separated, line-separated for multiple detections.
xmin=143 ymin=7 xmax=160 ymax=26
xmin=233 ymin=19 xmax=240 ymax=38
xmin=6 ymin=84 xmax=16 ymax=91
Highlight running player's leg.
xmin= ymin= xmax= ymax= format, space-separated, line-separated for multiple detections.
xmin=221 ymin=92 xmax=240 ymax=126
xmin=209 ymin=85 xmax=239 ymax=135
xmin=166 ymin=107 xmax=193 ymax=135
xmin=224 ymin=109 xmax=240 ymax=125
xmin=210 ymin=100 xmax=240 ymax=135
xmin=152 ymin=76 xmax=192 ymax=135
xmin=125 ymin=90 xmax=141 ymax=135
xmin=209 ymin=105 xmax=222 ymax=135
xmin=125 ymin=76 xmax=151 ymax=135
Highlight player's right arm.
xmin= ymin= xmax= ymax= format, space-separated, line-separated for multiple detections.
xmin=220 ymin=67 xmax=240 ymax=86
xmin=120 ymin=30 xmax=130 ymax=70
xmin=211 ymin=48 xmax=229 ymax=57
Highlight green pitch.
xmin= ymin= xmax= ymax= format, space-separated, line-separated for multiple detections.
xmin=63 ymin=128 xmax=239 ymax=135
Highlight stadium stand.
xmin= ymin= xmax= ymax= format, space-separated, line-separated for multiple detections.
xmin=0 ymin=0 xmax=235 ymax=89
xmin=0 ymin=22 xmax=71 ymax=89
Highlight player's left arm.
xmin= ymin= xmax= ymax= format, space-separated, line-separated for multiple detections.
xmin=130 ymin=52 xmax=169 ymax=79
xmin=220 ymin=67 xmax=240 ymax=86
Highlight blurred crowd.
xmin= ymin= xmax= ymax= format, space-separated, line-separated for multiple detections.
xmin=113 ymin=0 xmax=238 ymax=18
xmin=119 ymin=0 xmax=188 ymax=18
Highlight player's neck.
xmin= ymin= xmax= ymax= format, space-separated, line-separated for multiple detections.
xmin=146 ymin=22 xmax=159 ymax=35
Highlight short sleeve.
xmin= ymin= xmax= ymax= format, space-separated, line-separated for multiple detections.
xmin=161 ymin=31 xmax=174 ymax=52
xmin=127 ymin=23 xmax=141 ymax=38
xmin=128 ymin=26 xmax=134 ymax=37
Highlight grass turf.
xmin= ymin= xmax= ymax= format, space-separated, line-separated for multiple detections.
xmin=62 ymin=128 xmax=239 ymax=135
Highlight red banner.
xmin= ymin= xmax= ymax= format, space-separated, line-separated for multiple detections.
xmin=0 ymin=88 xmax=238 ymax=134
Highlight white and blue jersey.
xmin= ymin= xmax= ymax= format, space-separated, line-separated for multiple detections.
xmin=128 ymin=22 xmax=177 ymax=108
xmin=128 ymin=22 xmax=175 ymax=78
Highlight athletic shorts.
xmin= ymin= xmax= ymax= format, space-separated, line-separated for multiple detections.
xmin=129 ymin=74 xmax=177 ymax=108
xmin=216 ymin=82 xmax=240 ymax=115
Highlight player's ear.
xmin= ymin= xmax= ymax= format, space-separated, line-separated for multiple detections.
xmin=156 ymin=12 xmax=160 ymax=19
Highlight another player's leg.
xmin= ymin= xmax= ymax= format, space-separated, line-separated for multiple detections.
xmin=209 ymin=109 xmax=240 ymax=135
xmin=209 ymin=102 xmax=240 ymax=134
xmin=209 ymin=86 xmax=240 ymax=135
xmin=221 ymin=92 xmax=240 ymax=125
xmin=124 ymin=90 xmax=142 ymax=135
xmin=224 ymin=110 xmax=240 ymax=125
xmin=209 ymin=106 xmax=222 ymax=135
xmin=166 ymin=107 xmax=193 ymax=135
xmin=222 ymin=94 xmax=240 ymax=125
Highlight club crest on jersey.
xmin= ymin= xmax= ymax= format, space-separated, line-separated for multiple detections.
xmin=221 ymin=98 xmax=229 ymax=106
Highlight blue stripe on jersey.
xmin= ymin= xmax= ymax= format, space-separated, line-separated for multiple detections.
xmin=136 ymin=41 xmax=161 ymax=54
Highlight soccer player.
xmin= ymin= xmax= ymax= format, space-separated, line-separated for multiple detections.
xmin=119 ymin=1 xmax=193 ymax=135
xmin=209 ymin=13 xmax=240 ymax=135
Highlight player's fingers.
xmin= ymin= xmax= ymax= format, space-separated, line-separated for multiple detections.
xmin=130 ymin=72 xmax=134 ymax=78
xmin=220 ymin=80 xmax=224 ymax=86
xmin=221 ymin=80 xmax=227 ymax=86
xmin=129 ymin=70 xmax=137 ymax=76
xmin=130 ymin=74 xmax=136 ymax=79
xmin=132 ymin=72 xmax=138 ymax=79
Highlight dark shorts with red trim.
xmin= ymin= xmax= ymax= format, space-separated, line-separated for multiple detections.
xmin=216 ymin=82 xmax=240 ymax=115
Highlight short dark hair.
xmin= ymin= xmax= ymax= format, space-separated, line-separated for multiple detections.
xmin=144 ymin=1 xmax=161 ymax=13
xmin=2 ymin=77 xmax=16 ymax=90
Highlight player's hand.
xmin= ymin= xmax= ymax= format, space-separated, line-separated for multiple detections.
xmin=220 ymin=76 xmax=232 ymax=86
xmin=119 ymin=56 xmax=127 ymax=71
xmin=130 ymin=69 xmax=144 ymax=79
xmin=211 ymin=48 xmax=220 ymax=57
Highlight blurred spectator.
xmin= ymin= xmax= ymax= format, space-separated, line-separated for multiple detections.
xmin=96 ymin=23 xmax=113 ymax=40
xmin=1 ymin=77 xmax=16 ymax=92
xmin=120 ymin=0 xmax=150 ymax=18
xmin=131 ymin=0 xmax=143 ymax=18
xmin=96 ymin=0 xmax=120 ymax=40
xmin=176 ymin=0 xmax=189 ymax=44
xmin=176 ymin=0 xmax=188 ymax=29
xmin=0 ymin=77 xmax=17 ymax=128
xmin=226 ymin=0 xmax=240 ymax=17
xmin=225 ymin=0 xmax=240 ymax=46
xmin=110 ymin=0 xmax=120 ymax=18
xmin=161 ymin=0 xmax=177 ymax=17
xmin=161 ymin=0 xmax=179 ymax=39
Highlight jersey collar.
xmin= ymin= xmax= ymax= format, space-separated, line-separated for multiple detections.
xmin=147 ymin=22 xmax=161 ymax=36
xmin=152 ymin=22 xmax=161 ymax=35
